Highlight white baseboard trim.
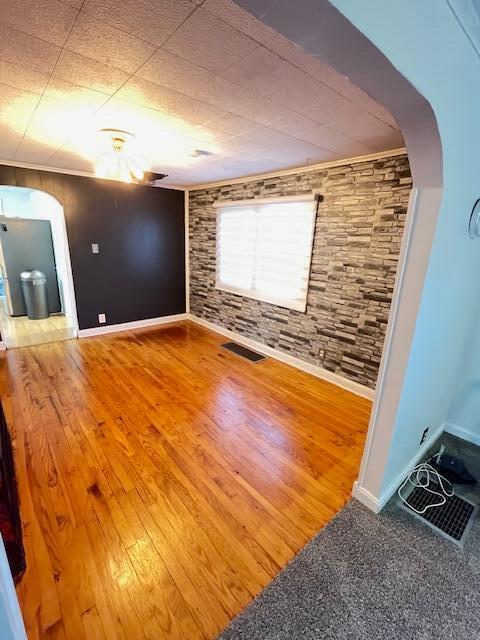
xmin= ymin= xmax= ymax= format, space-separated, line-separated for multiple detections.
xmin=352 ymin=481 xmax=382 ymax=513
xmin=78 ymin=313 xmax=188 ymax=338
xmin=354 ymin=422 xmax=445 ymax=512
xmin=188 ymin=314 xmax=374 ymax=400
xmin=444 ymin=421 xmax=480 ymax=446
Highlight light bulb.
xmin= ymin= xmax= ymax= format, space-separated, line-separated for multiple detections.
xmin=94 ymin=129 xmax=149 ymax=183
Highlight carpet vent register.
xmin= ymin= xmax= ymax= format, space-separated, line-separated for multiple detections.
xmin=221 ymin=342 xmax=266 ymax=362
xmin=401 ymin=482 xmax=477 ymax=546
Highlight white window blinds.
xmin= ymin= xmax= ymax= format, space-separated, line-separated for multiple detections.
xmin=215 ymin=196 xmax=316 ymax=312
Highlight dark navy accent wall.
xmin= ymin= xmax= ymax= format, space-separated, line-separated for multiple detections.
xmin=0 ymin=165 xmax=186 ymax=330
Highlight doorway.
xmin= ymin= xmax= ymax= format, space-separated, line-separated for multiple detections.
xmin=0 ymin=186 xmax=78 ymax=349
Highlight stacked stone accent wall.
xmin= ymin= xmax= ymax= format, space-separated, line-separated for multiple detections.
xmin=189 ymin=153 xmax=411 ymax=389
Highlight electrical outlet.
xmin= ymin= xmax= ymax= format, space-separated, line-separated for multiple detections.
xmin=420 ymin=427 xmax=429 ymax=445
xmin=91 ymin=243 xmax=99 ymax=254
xmin=98 ymin=313 xmax=106 ymax=324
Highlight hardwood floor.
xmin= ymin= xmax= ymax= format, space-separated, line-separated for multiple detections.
xmin=2 ymin=321 xmax=371 ymax=639
xmin=0 ymin=297 xmax=75 ymax=349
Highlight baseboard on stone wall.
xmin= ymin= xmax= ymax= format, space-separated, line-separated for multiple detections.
xmin=188 ymin=314 xmax=375 ymax=401
xmin=77 ymin=313 xmax=188 ymax=338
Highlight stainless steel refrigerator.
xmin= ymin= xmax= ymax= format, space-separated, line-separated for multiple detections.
xmin=0 ymin=217 xmax=61 ymax=316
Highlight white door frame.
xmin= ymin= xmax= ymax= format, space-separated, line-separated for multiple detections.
xmin=0 ymin=186 xmax=79 ymax=348
xmin=352 ymin=186 xmax=444 ymax=510
xmin=53 ymin=195 xmax=79 ymax=337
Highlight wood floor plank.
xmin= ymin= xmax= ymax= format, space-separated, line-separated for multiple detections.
xmin=3 ymin=321 xmax=371 ymax=639
xmin=126 ymin=487 xmax=224 ymax=639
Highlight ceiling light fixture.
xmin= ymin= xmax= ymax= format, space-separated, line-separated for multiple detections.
xmin=94 ymin=129 xmax=149 ymax=184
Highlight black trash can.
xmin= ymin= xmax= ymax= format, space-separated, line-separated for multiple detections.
xmin=20 ymin=270 xmax=49 ymax=320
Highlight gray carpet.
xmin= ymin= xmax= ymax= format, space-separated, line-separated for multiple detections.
xmin=218 ymin=498 xmax=480 ymax=639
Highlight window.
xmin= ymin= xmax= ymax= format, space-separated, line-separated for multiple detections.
xmin=215 ymin=195 xmax=317 ymax=312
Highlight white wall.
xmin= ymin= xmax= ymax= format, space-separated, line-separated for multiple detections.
xmin=0 ymin=188 xmax=31 ymax=218
xmin=447 ymin=302 xmax=480 ymax=444
xmin=330 ymin=0 xmax=480 ymax=500
xmin=0 ymin=186 xmax=76 ymax=322
xmin=0 ymin=537 xmax=27 ymax=640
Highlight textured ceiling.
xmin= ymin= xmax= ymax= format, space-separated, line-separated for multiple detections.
xmin=0 ymin=0 xmax=403 ymax=186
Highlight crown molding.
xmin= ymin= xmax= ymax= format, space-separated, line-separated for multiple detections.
xmin=0 ymin=158 xmax=186 ymax=191
xmin=187 ymin=147 xmax=407 ymax=191
xmin=0 ymin=147 xmax=407 ymax=195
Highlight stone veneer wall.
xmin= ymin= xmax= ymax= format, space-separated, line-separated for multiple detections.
xmin=189 ymin=153 xmax=411 ymax=389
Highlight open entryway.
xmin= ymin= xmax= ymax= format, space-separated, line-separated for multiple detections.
xmin=0 ymin=186 xmax=78 ymax=349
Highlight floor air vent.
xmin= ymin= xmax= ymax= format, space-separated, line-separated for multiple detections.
xmin=221 ymin=342 xmax=266 ymax=362
xmin=400 ymin=482 xmax=477 ymax=547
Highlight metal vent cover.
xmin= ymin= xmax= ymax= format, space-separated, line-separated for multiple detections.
xmin=399 ymin=482 xmax=477 ymax=547
xmin=221 ymin=342 xmax=266 ymax=362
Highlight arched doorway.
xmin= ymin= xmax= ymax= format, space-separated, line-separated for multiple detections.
xmin=0 ymin=186 xmax=78 ymax=349
xmin=235 ymin=0 xmax=445 ymax=509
